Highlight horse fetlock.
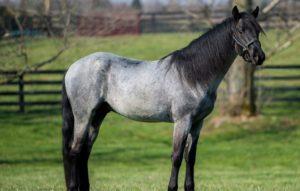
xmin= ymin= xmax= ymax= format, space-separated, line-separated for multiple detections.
xmin=184 ymin=182 xmax=195 ymax=191
xmin=68 ymin=182 xmax=79 ymax=191
xmin=168 ymin=184 xmax=178 ymax=191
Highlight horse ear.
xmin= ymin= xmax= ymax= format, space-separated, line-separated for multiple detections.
xmin=232 ymin=6 xmax=241 ymax=21
xmin=252 ymin=6 xmax=259 ymax=18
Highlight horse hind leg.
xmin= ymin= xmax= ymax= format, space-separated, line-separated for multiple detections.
xmin=67 ymin=118 xmax=91 ymax=191
xmin=77 ymin=102 xmax=110 ymax=191
xmin=62 ymin=80 xmax=75 ymax=190
xmin=62 ymin=82 xmax=108 ymax=191
xmin=66 ymin=103 xmax=109 ymax=191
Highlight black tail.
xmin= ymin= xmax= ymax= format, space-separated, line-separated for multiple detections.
xmin=62 ymin=77 xmax=74 ymax=187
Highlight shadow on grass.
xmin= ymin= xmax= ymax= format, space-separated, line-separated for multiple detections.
xmin=0 ymin=146 xmax=169 ymax=166
xmin=0 ymin=157 xmax=61 ymax=165
xmin=91 ymin=147 xmax=169 ymax=165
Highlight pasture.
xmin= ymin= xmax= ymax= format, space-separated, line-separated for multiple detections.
xmin=0 ymin=33 xmax=300 ymax=190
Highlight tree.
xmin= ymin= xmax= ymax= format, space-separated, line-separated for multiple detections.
xmin=226 ymin=0 xmax=300 ymax=116
xmin=92 ymin=0 xmax=112 ymax=9
xmin=131 ymin=0 xmax=142 ymax=10
xmin=0 ymin=1 xmax=71 ymax=84
xmin=226 ymin=0 xmax=257 ymax=116
xmin=167 ymin=0 xmax=181 ymax=12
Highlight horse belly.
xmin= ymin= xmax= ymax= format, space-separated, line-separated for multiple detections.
xmin=106 ymin=80 xmax=172 ymax=122
xmin=107 ymin=95 xmax=171 ymax=122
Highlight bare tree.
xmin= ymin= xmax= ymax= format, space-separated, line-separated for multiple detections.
xmin=0 ymin=0 xmax=71 ymax=84
xmin=166 ymin=0 xmax=181 ymax=12
xmin=225 ymin=0 xmax=256 ymax=116
xmin=225 ymin=0 xmax=300 ymax=116
xmin=143 ymin=0 xmax=166 ymax=13
xmin=131 ymin=0 xmax=142 ymax=10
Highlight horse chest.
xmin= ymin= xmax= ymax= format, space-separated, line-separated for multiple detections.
xmin=193 ymin=92 xmax=216 ymax=120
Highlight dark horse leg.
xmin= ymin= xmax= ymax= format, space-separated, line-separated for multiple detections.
xmin=184 ymin=121 xmax=203 ymax=191
xmin=77 ymin=103 xmax=110 ymax=191
xmin=62 ymin=81 xmax=110 ymax=191
xmin=63 ymin=113 xmax=91 ymax=191
xmin=62 ymin=81 xmax=76 ymax=190
xmin=62 ymin=104 xmax=108 ymax=191
xmin=168 ymin=116 xmax=192 ymax=191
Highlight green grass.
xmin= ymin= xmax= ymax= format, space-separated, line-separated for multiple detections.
xmin=0 ymin=107 xmax=299 ymax=191
xmin=0 ymin=33 xmax=300 ymax=190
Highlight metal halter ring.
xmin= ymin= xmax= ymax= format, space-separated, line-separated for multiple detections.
xmin=233 ymin=35 xmax=258 ymax=52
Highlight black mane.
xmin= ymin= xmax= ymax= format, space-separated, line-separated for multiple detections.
xmin=161 ymin=14 xmax=263 ymax=87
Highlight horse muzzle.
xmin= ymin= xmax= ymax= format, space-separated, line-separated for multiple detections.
xmin=243 ymin=46 xmax=265 ymax=66
xmin=251 ymin=50 xmax=265 ymax=66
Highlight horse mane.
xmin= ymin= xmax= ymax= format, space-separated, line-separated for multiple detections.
xmin=161 ymin=14 xmax=263 ymax=87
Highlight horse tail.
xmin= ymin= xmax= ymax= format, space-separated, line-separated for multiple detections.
xmin=61 ymin=76 xmax=74 ymax=186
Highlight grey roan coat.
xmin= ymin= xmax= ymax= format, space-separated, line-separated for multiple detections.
xmin=62 ymin=6 xmax=265 ymax=191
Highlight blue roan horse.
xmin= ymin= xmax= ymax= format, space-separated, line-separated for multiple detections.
xmin=62 ymin=6 xmax=265 ymax=191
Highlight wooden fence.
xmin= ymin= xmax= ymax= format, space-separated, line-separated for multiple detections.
xmin=139 ymin=9 xmax=300 ymax=33
xmin=255 ymin=65 xmax=300 ymax=102
xmin=0 ymin=65 xmax=299 ymax=112
xmin=0 ymin=70 xmax=65 ymax=112
xmin=2 ymin=9 xmax=300 ymax=37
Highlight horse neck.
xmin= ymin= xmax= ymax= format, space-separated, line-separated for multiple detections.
xmin=199 ymin=26 xmax=237 ymax=91
xmin=165 ymin=18 xmax=238 ymax=91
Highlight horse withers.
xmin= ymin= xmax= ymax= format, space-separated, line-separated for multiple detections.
xmin=62 ymin=6 xmax=265 ymax=191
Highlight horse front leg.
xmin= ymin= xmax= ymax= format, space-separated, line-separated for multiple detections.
xmin=168 ymin=115 xmax=192 ymax=191
xmin=184 ymin=121 xmax=203 ymax=191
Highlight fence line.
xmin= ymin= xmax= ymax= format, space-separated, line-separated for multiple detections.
xmin=0 ymin=70 xmax=65 ymax=112
xmin=0 ymin=65 xmax=299 ymax=112
xmin=255 ymin=65 xmax=300 ymax=103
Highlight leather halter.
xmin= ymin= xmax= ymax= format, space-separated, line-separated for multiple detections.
xmin=233 ymin=35 xmax=258 ymax=52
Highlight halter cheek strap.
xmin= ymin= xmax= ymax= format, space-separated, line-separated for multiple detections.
xmin=233 ymin=35 xmax=258 ymax=52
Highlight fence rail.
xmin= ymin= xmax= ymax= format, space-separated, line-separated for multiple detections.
xmin=0 ymin=65 xmax=299 ymax=112
xmin=255 ymin=65 xmax=300 ymax=103
xmin=0 ymin=70 xmax=65 ymax=112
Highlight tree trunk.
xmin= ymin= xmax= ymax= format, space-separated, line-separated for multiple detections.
xmin=19 ymin=0 xmax=27 ymax=13
xmin=44 ymin=0 xmax=51 ymax=16
xmin=226 ymin=0 xmax=257 ymax=116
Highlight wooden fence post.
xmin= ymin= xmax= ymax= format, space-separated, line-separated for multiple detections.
xmin=151 ymin=13 xmax=156 ymax=33
xmin=18 ymin=74 xmax=25 ymax=113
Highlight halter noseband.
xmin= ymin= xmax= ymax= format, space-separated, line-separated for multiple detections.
xmin=232 ymin=35 xmax=258 ymax=53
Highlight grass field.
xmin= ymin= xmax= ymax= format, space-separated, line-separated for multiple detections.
xmin=0 ymin=33 xmax=300 ymax=191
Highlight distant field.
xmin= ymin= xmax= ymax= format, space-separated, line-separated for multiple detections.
xmin=1 ymin=31 xmax=300 ymax=71
xmin=1 ymin=32 xmax=299 ymax=108
xmin=0 ymin=33 xmax=300 ymax=190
